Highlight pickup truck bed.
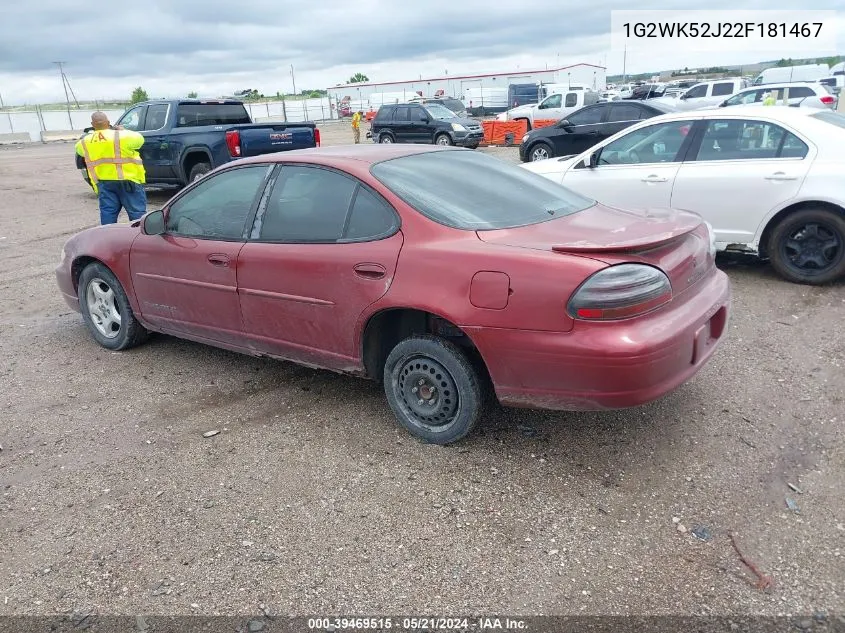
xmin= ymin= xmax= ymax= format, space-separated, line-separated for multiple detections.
xmin=76 ymin=100 xmax=320 ymax=188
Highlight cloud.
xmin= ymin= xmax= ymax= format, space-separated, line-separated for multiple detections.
xmin=0 ymin=0 xmax=841 ymax=104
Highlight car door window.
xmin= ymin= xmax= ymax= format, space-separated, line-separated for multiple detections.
xmin=725 ymin=90 xmax=762 ymax=106
xmin=597 ymin=120 xmax=693 ymax=165
xmin=564 ymin=93 xmax=578 ymax=108
xmin=691 ymin=120 xmax=809 ymax=161
xmin=568 ymin=106 xmax=604 ymax=125
xmin=165 ymin=165 xmax=270 ymax=239
xmin=712 ymin=82 xmax=735 ymax=97
xmin=607 ymin=104 xmax=644 ymax=122
xmin=393 ymin=107 xmax=410 ymax=121
xmin=539 ymin=94 xmax=561 ymax=109
xmin=255 ymin=166 xmax=359 ymax=242
xmin=143 ymin=104 xmax=168 ymax=131
xmin=683 ymin=85 xmax=707 ymax=99
xmin=787 ymin=86 xmax=815 ymax=98
xmin=118 ymin=106 xmax=145 ymax=131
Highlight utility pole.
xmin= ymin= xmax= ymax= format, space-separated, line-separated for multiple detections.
xmin=290 ymin=64 xmax=297 ymax=96
xmin=0 ymin=91 xmax=13 ymax=133
xmin=53 ymin=61 xmax=77 ymax=128
xmin=622 ymin=45 xmax=627 ymax=84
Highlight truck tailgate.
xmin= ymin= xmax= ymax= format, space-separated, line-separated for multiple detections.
xmin=237 ymin=124 xmax=316 ymax=157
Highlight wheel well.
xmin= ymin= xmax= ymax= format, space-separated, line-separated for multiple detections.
xmin=71 ymin=256 xmax=103 ymax=292
xmin=758 ymin=201 xmax=845 ymax=258
xmin=182 ymin=151 xmax=211 ymax=183
xmin=361 ymin=309 xmax=491 ymax=385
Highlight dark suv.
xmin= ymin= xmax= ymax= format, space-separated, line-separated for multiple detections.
xmin=369 ymin=102 xmax=483 ymax=148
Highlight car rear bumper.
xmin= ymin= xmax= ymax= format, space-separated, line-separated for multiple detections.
xmin=464 ymin=268 xmax=731 ymax=411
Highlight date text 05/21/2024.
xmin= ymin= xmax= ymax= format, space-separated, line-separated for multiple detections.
xmin=306 ymin=617 xmax=527 ymax=630
xmin=622 ymin=21 xmax=824 ymax=38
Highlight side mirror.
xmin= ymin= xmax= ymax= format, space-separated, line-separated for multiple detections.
xmin=680 ymin=93 xmax=689 ymax=100
xmin=559 ymin=119 xmax=572 ymax=128
xmin=419 ymin=113 xmax=429 ymax=121
xmin=588 ymin=152 xmax=599 ymax=168
xmin=142 ymin=209 xmax=166 ymax=235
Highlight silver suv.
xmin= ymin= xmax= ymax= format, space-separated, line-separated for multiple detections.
xmin=719 ymin=82 xmax=837 ymax=110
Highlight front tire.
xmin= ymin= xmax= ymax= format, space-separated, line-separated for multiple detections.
xmin=768 ymin=208 xmax=845 ymax=285
xmin=383 ymin=335 xmax=482 ymax=445
xmin=435 ymin=133 xmax=454 ymax=146
xmin=78 ymin=263 xmax=149 ymax=351
xmin=529 ymin=142 xmax=553 ymax=162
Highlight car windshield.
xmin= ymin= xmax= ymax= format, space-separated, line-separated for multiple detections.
xmin=811 ymin=111 xmax=845 ymax=129
xmin=424 ymin=104 xmax=457 ymax=119
xmin=371 ymin=150 xmax=595 ymax=230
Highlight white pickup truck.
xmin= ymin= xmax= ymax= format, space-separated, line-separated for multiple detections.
xmin=497 ymin=88 xmax=600 ymax=129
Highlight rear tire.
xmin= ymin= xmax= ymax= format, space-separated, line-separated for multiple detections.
xmin=78 ymin=263 xmax=149 ymax=351
xmin=767 ymin=208 xmax=845 ymax=285
xmin=383 ymin=335 xmax=482 ymax=445
xmin=188 ymin=162 xmax=212 ymax=183
xmin=378 ymin=133 xmax=394 ymax=144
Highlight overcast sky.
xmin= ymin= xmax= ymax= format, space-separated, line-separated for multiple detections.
xmin=0 ymin=1 xmax=842 ymax=105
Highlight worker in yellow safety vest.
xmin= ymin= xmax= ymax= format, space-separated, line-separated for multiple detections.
xmin=352 ymin=111 xmax=363 ymax=144
xmin=762 ymin=91 xmax=776 ymax=106
xmin=75 ymin=111 xmax=147 ymax=225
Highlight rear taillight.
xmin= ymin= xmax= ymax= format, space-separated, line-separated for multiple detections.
xmin=568 ymin=264 xmax=672 ymax=321
xmin=225 ymin=130 xmax=241 ymax=157
xmin=820 ymin=95 xmax=835 ymax=105
xmin=315 ymin=128 xmax=321 ymax=147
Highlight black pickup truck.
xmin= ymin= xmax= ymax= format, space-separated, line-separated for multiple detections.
xmin=75 ymin=99 xmax=320 ymax=188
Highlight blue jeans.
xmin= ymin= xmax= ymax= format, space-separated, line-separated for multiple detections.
xmin=98 ymin=180 xmax=147 ymax=225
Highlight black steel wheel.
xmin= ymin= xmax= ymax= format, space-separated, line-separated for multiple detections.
xmin=768 ymin=209 xmax=845 ymax=285
xmin=383 ymin=335 xmax=482 ymax=444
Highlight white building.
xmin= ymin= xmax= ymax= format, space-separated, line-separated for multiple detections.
xmin=329 ymin=63 xmax=606 ymax=114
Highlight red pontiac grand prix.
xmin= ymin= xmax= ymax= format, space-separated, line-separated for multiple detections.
xmin=56 ymin=145 xmax=731 ymax=444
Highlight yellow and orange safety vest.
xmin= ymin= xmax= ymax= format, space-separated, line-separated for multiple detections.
xmin=75 ymin=128 xmax=146 ymax=193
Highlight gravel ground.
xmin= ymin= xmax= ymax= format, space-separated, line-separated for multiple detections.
xmin=0 ymin=122 xmax=843 ymax=618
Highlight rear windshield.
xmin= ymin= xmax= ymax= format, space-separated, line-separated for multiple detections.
xmin=811 ymin=111 xmax=845 ymax=129
xmin=370 ymin=150 xmax=595 ymax=230
xmin=175 ymin=103 xmax=251 ymax=127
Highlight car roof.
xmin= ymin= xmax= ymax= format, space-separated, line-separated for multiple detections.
xmin=234 ymin=144 xmax=456 ymax=167
xmin=643 ymin=105 xmax=821 ymax=122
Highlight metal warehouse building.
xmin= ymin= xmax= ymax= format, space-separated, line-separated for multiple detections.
xmin=328 ymin=63 xmax=606 ymax=110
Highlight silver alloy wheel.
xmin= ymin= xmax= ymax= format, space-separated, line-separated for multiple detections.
xmin=380 ymin=134 xmax=393 ymax=143
xmin=531 ymin=146 xmax=549 ymax=161
xmin=436 ymin=135 xmax=451 ymax=145
xmin=85 ymin=277 xmax=122 ymax=338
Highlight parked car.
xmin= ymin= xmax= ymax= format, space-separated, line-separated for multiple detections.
xmin=719 ymin=83 xmax=837 ymax=110
xmin=75 ymin=100 xmax=319 ymax=189
xmin=368 ymin=102 xmax=483 ymax=147
xmin=521 ymin=107 xmax=845 ymax=284
xmin=652 ymin=79 xmax=747 ymax=111
xmin=497 ymin=89 xmax=600 ymax=129
xmin=56 ymin=145 xmax=731 ymax=445
xmin=519 ymin=100 xmax=677 ymax=162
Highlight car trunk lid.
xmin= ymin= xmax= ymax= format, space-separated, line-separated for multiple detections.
xmin=476 ymin=203 xmax=714 ymax=294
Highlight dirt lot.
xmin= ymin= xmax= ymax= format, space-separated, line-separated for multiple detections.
xmin=0 ymin=121 xmax=844 ymax=619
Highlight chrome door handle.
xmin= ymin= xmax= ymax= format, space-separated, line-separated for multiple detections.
xmin=641 ymin=175 xmax=668 ymax=183
xmin=765 ymin=172 xmax=798 ymax=181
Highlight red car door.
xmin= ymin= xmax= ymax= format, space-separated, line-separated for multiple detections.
xmin=237 ymin=164 xmax=403 ymax=370
xmin=130 ymin=164 xmax=273 ymax=347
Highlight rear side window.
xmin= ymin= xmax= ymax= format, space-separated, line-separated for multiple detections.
xmin=255 ymin=166 xmax=398 ymax=242
xmin=393 ymin=107 xmax=410 ymax=121
xmin=787 ymin=86 xmax=815 ymax=98
xmin=176 ymin=104 xmax=251 ymax=127
xmin=607 ymin=104 xmax=643 ymax=122
xmin=564 ymin=93 xmax=578 ymax=107
xmin=712 ymin=83 xmax=735 ymax=96
xmin=375 ymin=106 xmax=393 ymax=121
xmin=692 ymin=120 xmax=809 ymax=161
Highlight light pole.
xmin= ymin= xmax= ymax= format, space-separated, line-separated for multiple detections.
xmin=53 ymin=61 xmax=73 ymax=127
xmin=290 ymin=64 xmax=297 ymax=96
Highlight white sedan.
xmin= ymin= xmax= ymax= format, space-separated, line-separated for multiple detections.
xmin=521 ymin=106 xmax=845 ymax=284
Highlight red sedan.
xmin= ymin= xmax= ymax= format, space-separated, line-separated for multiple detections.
xmin=56 ymin=145 xmax=731 ymax=444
